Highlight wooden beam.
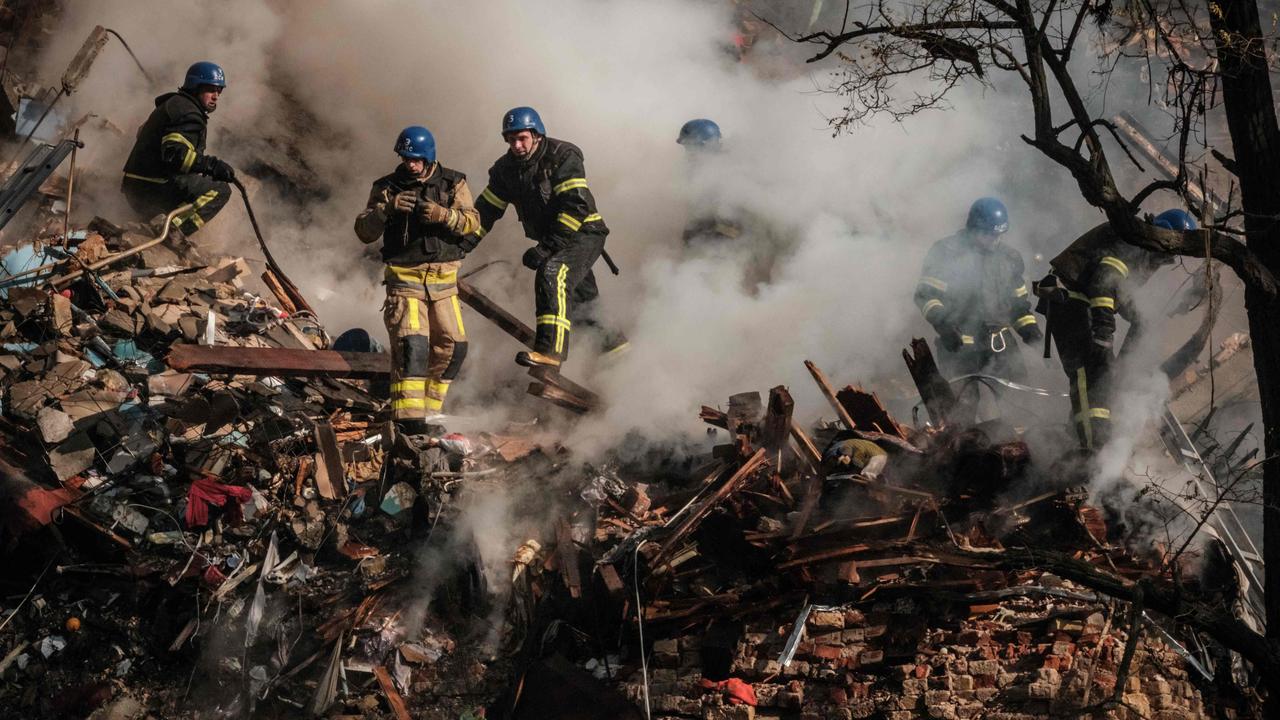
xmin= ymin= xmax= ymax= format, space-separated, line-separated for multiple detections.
xmin=902 ymin=338 xmax=956 ymax=426
xmin=804 ymin=360 xmax=857 ymax=431
xmin=527 ymin=382 xmax=592 ymax=414
xmin=372 ymin=665 xmax=412 ymax=720
xmin=761 ymin=386 xmax=794 ymax=453
xmin=457 ymin=279 xmax=535 ymax=348
xmin=167 ymin=343 xmax=388 ymax=379
xmin=312 ymin=421 xmax=345 ymax=500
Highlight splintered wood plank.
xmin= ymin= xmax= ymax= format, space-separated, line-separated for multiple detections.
xmin=656 ymin=448 xmax=768 ymax=565
xmin=527 ymin=382 xmax=592 ymax=414
xmin=457 ymin=279 xmax=535 ymax=347
xmin=835 ymin=385 xmax=907 ymax=440
xmin=804 ymin=360 xmax=857 ymax=431
xmin=761 ymin=386 xmax=795 ymax=453
xmin=902 ymin=338 xmax=956 ymax=426
xmin=527 ymin=365 xmax=599 ymax=405
xmin=313 ymin=421 xmax=345 ymax=500
xmin=555 ymin=519 xmax=583 ymax=598
xmin=372 ymin=665 xmax=412 ymax=720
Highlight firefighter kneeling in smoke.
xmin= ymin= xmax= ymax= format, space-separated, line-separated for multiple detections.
xmin=1035 ymin=208 xmax=1193 ymax=451
xmin=354 ymin=126 xmax=480 ymax=434
xmin=121 ymin=61 xmax=235 ymax=239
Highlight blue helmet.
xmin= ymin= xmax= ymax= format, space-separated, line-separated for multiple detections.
xmin=182 ymin=61 xmax=226 ymax=91
xmin=1151 ymin=208 xmax=1197 ymax=231
xmin=502 ymin=106 xmax=545 ymax=136
xmin=395 ymin=125 xmax=436 ymax=161
xmin=966 ymin=197 xmax=1009 ymax=234
xmin=677 ymin=119 xmax=721 ymax=148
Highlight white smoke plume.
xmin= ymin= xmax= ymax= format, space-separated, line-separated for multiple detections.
xmin=32 ymin=1 xmax=1254 ymax=560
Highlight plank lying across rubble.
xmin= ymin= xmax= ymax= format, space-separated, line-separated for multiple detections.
xmin=167 ymin=343 xmax=391 ymax=379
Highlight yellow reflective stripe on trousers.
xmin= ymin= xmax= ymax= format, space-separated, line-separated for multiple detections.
xmin=1075 ymin=367 xmax=1092 ymax=449
xmin=123 ymin=172 xmax=168 ymax=184
xmin=919 ymin=276 xmax=947 ymax=292
xmin=1099 ymin=256 xmax=1130 ymax=278
xmin=921 ymin=299 xmax=944 ymax=319
xmin=480 ymin=187 xmax=508 ymax=210
xmin=1089 ymin=296 xmax=1116 ymax=309
xmin=391 ymin=379 xmax=426 ymax=393
xmin=162 ymin=132 xmax=197 ymax=173
xmin=1015 ymin=314 xmax=1037 ymax=328
xmin=537 ymin=314 xmax=571 ymax=329
xmin=171 ymin=188 xmax=219 ymax=229
xmin=451 ymin=296 xmax=466 ymax=337
xmin=407 ymin=298 xmax=420 ymax=330
xmin=1013 ymin=284 xmax=1028 ymax=298
xmin=391 ymin=398 xmax=427 ymax=410
xmin=555 ymin=263 xmax=569 ymax=353
xmin=553 ymin=178 xmax=588 ymax=194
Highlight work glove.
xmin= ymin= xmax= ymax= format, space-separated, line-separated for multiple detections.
xmin=205 ymin=156 xmax=236 ymax=183
xmin=936 ymin=326 xmax=964 ymax=352
xmin=417 ymin=197 xmax=450 ymax=224
xmin=1016 ymin=323 xmax=1043 ymax=346
xmin=392 ymin=191 xmax=418 ymax=214
xmin=522 ymin=245 xmax=551 ymax=270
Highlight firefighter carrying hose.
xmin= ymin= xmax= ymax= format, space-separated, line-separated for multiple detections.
xmin=914 ymin=197 xmax=1041 ymax=380
xmin=1035 ymin=209 xmax=1192 ymax=450
xmin=121 ymin=61 xmax=234 ymax=239
xmin=354 ymin=126 xmax=480 ymax=434
xmin=461 ymin=106 xmax=626 ymax=369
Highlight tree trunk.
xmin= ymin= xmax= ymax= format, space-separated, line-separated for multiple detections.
xmin=1208 ymin=0 xmax=1280 ymax=711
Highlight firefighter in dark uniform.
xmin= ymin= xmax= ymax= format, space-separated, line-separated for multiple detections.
xmin=677 ymin=119 xmax=739 ymax=245
xmin=1036 ymin=208 xmax=1192 ymax=450
xmin=354 ymin=126 xmax=480 ymax=433
xmin=121 ymin=61 xmax=235 ymax=238
xmin=914 ymin=197 xmax=1041 ymax=379
xmin=463 ymin=106 xmax=623 ymax=368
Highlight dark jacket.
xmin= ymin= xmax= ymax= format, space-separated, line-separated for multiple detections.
xmin=354 ymin=164 xmax=477 ymax=266
xmin=471 ymin=137 xmax=608 ymax=250
xmin=1048 ymin=222 xmax=1157 ymax=350
xmin=914 ymin=231 xmax=1037 ymax=341
xmin=122 ymin=91 xmax=214 ymax=183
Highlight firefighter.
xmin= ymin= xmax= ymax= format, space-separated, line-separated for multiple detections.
xmin=354 ymin=126 xmax=480 ymax=433
xmin=121 ymin=61 xmax=234 ymax=239
xmin=462 ymin=106 xmax=624 ymax=368
xmin=914 ymin=197 xmax=1041 ymax=380
xmin=1036 ymin=209 xmax=1192 ymax=450
xmin=677 ymin=118 xmax=740 ymax=246
xmin=678 ymin=118 xmax=722 ymax=152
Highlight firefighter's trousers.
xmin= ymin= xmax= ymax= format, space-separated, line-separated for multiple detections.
xmin=1047 ymin=296 xmax=1112 ymax=450
xmin=532 ymin=233 xmax=607 ymax=361
xmin=122 ymin=173 xmax=230 ymax=237
xmin=383 ymin=261 xmax=467 ymax=420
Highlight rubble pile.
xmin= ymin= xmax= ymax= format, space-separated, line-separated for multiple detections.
xmin=519 ymin=377 xmax=1247 ymax=720
xmin=0 ymin=222 xmax=554 ymax=718
xmin=0 ymin=220 xmax=1257 ymax=719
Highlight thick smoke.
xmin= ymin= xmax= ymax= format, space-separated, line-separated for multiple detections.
xmin=34 ymin=1 xmax=1256 ymax=550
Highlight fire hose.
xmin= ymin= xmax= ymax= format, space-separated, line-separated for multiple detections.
xmin=232 ymin=179 xmax=316 ymax=317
